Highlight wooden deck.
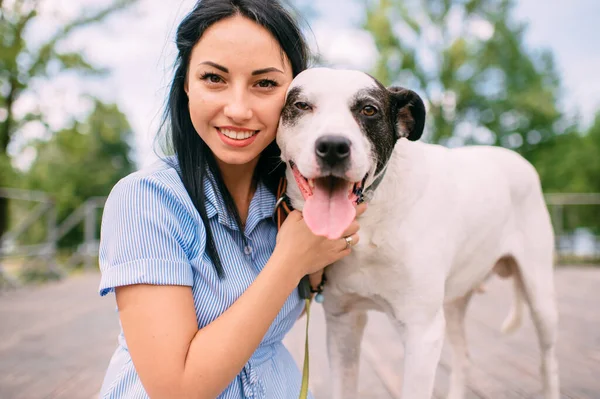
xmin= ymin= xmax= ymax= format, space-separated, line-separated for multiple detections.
xmin=1 ymin=266 xmax=599 ymax=399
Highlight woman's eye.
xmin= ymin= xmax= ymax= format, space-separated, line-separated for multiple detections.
xmin=361 ymin=105 xmax=378 ymax=116
xmin=295 ymin=102 xmax=312 ymax=111
xmin=256 ymin=79 xmax=278 ymax=88
xmin=200 ymin=73 xmax=223 ymax=84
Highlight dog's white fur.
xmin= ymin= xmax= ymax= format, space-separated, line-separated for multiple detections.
xmin=278 ymin=69 xmax=560 ymax=399
xmin=277 ymin=70 xmax=378 ymax=184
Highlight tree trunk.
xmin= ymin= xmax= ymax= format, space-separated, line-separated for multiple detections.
xmin=0 ymin=197 xmax=8 ymax=241
xmin=0 ymin=77 xmax=16 ymax=240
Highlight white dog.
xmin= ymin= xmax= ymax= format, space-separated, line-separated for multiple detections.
xmin=276 ymin=68 xmax=560 ymax=399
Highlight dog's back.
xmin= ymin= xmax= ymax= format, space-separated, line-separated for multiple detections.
xmin=377 ymin=141 xmax=554 ymax=300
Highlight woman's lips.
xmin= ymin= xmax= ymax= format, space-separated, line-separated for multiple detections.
xmin=217 ymin=127 xmax=260 ymax=148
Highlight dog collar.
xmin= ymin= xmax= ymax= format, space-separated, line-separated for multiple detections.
xmin=272 ymin=163 xmax=389 ymax=300
xmin=355 ymin=165 xmax=389 ymax=205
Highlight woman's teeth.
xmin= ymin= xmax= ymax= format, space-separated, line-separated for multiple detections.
xmin=219 ymin=128 xmax=257 ymax=140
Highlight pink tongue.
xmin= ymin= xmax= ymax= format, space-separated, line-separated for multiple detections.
xmin=303 ymin=184 xmax=356 ymax=239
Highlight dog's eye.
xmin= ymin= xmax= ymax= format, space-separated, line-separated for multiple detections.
xmin=361 ymin=105 xmax=378 ymax=116
xmin=295 ymin=102 xmax=312 ymax=111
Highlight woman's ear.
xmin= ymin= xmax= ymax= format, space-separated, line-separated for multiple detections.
xmin=387 ymin=87 xmax=426 ymax=141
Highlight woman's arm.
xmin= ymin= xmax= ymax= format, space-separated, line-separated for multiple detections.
xmin=116 ymin=206 xmax=364 ymax=399
xmin=116 ymin=249 xmax=299 ymax=399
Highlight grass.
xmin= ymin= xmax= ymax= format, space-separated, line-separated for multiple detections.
xmin=0 ymin=251 xmax=99 ymax=287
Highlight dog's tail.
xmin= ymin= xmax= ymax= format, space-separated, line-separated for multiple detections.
xmin=501 ymin=274 xmax=525 ymax=334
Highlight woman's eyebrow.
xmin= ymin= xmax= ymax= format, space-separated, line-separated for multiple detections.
xmin=198 ymin=61 xmax=283 ymax=76
xmin=199 ymin=61 xmax=228 ymax=73
xmin=252 ymin=67 xmax=284 ymax=75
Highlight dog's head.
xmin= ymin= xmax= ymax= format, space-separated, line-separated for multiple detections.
xmin=276 ymin=68 xmax=426 ymax=239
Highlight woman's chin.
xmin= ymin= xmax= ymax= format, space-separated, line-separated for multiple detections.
xmin=213 ymin=151 xmax=261 ymax=168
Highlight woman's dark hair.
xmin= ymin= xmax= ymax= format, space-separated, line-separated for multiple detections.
xmin=157 ymin=0 xmax=310 ymax=278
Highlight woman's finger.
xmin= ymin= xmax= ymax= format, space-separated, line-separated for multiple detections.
xmin=308 ymin=270 xmax=323 ymax=291
xmin=338 ymin=232 xmax=359 ymax=251
xmin=287 ymin=210 xmax=303 ymax=221
xmin=355 ymin=203 xmax=368 ymax=217
xmin=341 ymin=220 xmax=360 ymax=238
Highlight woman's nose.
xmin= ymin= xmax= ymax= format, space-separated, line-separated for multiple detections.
xmin=223 ymin=88 xmax=253 ymax=122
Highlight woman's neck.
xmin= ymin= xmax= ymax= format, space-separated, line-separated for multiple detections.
xmin=216 ymin=157 xmax=260 ymax=226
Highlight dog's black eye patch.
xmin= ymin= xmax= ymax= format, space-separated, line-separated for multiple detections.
xmin=350 ymin=87 xmax=397 ymax=175
xmin=281 ymin=86 xmax=304 ymax=127
xmin=350 ymin=89 xmax=382 ymax=104
xmin=361 ymin=105 xmax=378 ymax=116
xmin=350 ymin=96 xmax=382 ymax=115
xmin=294 ymin=101 xmax=312 ymax=111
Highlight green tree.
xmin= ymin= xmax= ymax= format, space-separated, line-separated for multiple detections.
xmin=0 ymin=0 xmax=137 ymax=239
xmin=22 ymin=100 xmax=135 ymax=248
xmin=532 ymin=113 xmax=600 ymax=234
xmin=359 ymin=0 xmax=600 ymax=239
xmin=578 ymin=114 xmax=600 ymax=194
xmin=361 ymin=0 xmax=565 ymax=157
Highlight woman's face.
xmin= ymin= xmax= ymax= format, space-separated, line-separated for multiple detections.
xmin=185 ymin=15 xmax=294 ymax=169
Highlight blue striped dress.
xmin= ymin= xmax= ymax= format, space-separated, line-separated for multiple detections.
xmin=98 ymin=158 xmax=310 ymax=398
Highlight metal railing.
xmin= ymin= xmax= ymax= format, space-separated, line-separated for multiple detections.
xmin=0 ymin=189 xmax=599 ymax=288
xmin=0 ymin=188 xmax=106 ymax=287
xmin=545 ymin=193 xmax=600 ymax=261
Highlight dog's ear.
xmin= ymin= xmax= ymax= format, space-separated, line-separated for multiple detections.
xmin=387 ymin=87 xmax=426 ymax=141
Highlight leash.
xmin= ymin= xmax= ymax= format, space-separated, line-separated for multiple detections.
xmin=273 ymin=166 xmax=388 ymax=399
xmin=298 ymin=297 xmax=311 ymax=399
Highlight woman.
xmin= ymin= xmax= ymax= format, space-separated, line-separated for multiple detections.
xmin=98 ymin=0 xmax=365 ymax=398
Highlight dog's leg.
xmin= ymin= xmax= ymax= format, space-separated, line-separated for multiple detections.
xmin=324 ymin=308 xmax=368 ymax=399
xmin=507 ymin=192 xmax=561 ymax=399
xmin=516 ymin=262 xmax=560 ymax=399
xmin=444 ymin=292 xmax=473 ymax=399
xmin=400 ymin=308 xmax=446 ymax=399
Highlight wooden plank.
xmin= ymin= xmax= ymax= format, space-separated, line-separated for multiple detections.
xmin=285 ymin=266 xmax=600 ymax=399
xmin=0 ymin=267 xmax=598 ymax=398
xmin=284 ymin=305 xmax=396 ymax=398
xmin=462 ymin=267 xmax=600 ymax=399
xmin=0 ymin=272 xmax=120 ymax=399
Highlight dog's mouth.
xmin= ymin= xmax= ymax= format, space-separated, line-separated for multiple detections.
xmin=289 ymin=161 xmax=364 ymax=239
xmin=289 ymin=161 xmax=364 ymax=202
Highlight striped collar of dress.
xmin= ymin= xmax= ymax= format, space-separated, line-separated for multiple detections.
xmin=202 ymin=168 xmax=276 ymax=234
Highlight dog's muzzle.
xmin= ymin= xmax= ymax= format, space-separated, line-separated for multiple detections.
xmin=315 ymin=135 xmax=351 ymax=175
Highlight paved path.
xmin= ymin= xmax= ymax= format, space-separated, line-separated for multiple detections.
xmin=1 ymin=266 xmax=599 ymax=398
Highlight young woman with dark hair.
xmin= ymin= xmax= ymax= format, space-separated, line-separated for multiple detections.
xmin=97 ymin=1 xmax=365 ymax=398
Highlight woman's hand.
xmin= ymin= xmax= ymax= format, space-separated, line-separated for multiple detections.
xmin=274 ymin=203 xmax=368 ymax=281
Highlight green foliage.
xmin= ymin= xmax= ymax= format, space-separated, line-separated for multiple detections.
xmin=360 ymin=0 xmax=599 ymax=237
xmin=530 ymin=113 xmax=600 ymax=234
xmin=0 ymin=0 xmax=138 ymax=240
xmin=0 ymin=0 xmax=137 ymax=154
xmin=580 ymin=114 xmax=600 ymax=193
xmin=19 ymin=262 xmax=63 ymax=284
xmin=21 ymin=100 xmax=135 ymax=247
xmin=361 ymin=0 xmax=564 ymax=154
xmin=0 ymin=152 xmax=19 ymax=187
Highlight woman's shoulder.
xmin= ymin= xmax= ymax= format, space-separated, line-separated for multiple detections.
xmin=116 ymin=156 xmax=183 ymax=192
xmin=106 ymin=157 xmax=197 ymax=219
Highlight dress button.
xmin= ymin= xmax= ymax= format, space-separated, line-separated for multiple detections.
xmin=244 ymin=245 xmax=253 ymax=255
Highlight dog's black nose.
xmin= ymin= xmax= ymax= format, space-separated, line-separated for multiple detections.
xmin=315 ymin=135 xmax=351 ymax=166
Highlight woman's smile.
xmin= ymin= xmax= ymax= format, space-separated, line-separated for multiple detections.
xmin=216 ymin=126 xmax=260 ymax=148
